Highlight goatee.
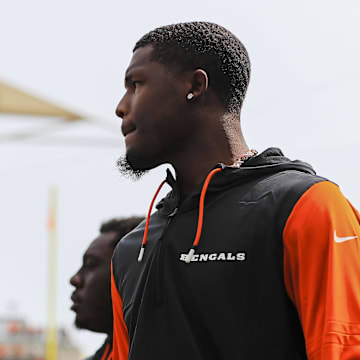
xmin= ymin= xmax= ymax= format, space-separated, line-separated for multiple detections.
xmin=116 ymin=154 xmax=148 ymax=181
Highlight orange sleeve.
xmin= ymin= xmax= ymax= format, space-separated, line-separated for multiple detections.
xmin=283 ymin=181 xmax=360 ymax=359
xmin=111 ymin=261 xmax=129 ymax=360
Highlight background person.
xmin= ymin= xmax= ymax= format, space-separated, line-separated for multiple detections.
xmin=70 ymin=216 xmax=144 ymax=360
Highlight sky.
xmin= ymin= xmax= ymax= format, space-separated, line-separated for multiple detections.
xmin=1 ymin=0 xmax=360 ymax=356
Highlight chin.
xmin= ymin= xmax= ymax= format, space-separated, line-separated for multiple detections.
xmin=126 ymin=148 xmax=153 ymax=170
xmin=116 ymin=149 xmax=156 ymax=180
xmin=75 ymin=318 xmax=109 ymax=334
xmin=74 ymin=316 xmax=88 ymax=330
xmin=128 ymin=147 xmax=168 ymax=171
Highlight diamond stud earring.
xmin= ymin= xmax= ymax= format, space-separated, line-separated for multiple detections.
xmin=187 ymin=93 xmax=194 ymax=100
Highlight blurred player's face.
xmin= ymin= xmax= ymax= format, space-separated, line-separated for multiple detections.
xmin=70 ymin=232 xmax=116 ymax=334
xmin=116 ymin=44 xmax=193 ymax=173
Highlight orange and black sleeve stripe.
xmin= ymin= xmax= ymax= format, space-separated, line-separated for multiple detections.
xmin=111 ymin=261 xmax=129 ymax=360
xmin=283 ymin=181 xmax=360 ymax=359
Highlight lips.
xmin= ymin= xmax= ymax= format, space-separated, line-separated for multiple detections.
xmin=123 ymin=129 xmax=141 ymax=153
xmin=123 ymin=129 xmax=135 ymax=138
xmin=124 ymin=130 xmax=136 ymax=143
xmin=70 ymin=292 xmax=81 ymax=311
xmin=121 ymin=119 xmax=136 ymax=138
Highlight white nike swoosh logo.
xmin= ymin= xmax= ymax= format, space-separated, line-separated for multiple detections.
xmin=334 ymin=230 xmax=358 ymax=243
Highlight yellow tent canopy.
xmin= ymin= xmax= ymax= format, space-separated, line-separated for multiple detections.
xmin=0 ymin=81 xmax=81 ymax=120
xmin=0 ymin=80 xmax=119 ymax=147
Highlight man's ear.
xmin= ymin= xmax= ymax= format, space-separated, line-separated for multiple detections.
xmin=188 ymin=69 xmax=209 ymax=99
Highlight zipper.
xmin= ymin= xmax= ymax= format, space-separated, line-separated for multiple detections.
xmin=154 ymin=205 xmax=181 ymax=304
xmin=168 ymin=207 xmax=179 ymax=218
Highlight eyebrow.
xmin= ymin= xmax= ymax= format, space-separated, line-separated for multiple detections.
xmin=82 ymin=253 xmax=99 ymax=262
xmin=125 ymin=66 xmax=146 ymax=84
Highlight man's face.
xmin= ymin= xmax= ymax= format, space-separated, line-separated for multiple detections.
xmin=116 ymin=45 xmax=193 ymax=172
xmin=70 ymin=232 xmax=117 ymax=334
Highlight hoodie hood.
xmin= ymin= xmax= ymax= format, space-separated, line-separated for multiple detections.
xmin=242 ymin=147 xmax=315 ymax=173
xmin=157 ymin=147 xmax=316 ymax=214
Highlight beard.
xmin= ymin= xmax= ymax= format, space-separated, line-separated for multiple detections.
xmin=116 ymin=153 xmax=148 ymax=181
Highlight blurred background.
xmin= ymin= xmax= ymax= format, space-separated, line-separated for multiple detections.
xmin=1 ymin=0 xmax=359 ymax=358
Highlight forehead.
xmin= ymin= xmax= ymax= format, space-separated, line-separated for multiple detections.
xmin=85 ymin=232 xmax=117 ymax=257
xmin=126 ymin=44 xmax=179 ymax=81
xmin=125 ymin=44 xmax=184 ymax=89
xmin=126 ymin=44 xmax=154 ymax=74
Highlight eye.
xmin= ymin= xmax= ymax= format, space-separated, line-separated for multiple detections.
xmin=83 ymin=258 xmax=97 ymax=269
xmin=132 ymin=81 xmax=142 ymax=92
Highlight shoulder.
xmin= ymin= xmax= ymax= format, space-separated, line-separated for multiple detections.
xmin=261 ymin=170 xmax=326 ymax=193
xmin=285 ymin=180 xmax=359 ymax=233
xmin=240 ymin=170 xmax=328 ymax=231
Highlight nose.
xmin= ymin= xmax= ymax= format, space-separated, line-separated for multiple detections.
xmin=70 ymin=271 xmax=82 ymax=288
xmin=115 ymin=94 xmax=128 ymax=119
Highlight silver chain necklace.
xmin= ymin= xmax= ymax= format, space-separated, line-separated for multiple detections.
xmin=230 ymin=149 xmax=258 ymax=168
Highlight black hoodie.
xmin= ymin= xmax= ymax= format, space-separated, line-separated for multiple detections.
xmin=111 ymin=148 xmax=360 ymax=359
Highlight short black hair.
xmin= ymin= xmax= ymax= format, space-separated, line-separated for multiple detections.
xmin=99 ymin=216 xmax=144 ymax=247
xmin=134 ymin=21 xmax=251 ymax=113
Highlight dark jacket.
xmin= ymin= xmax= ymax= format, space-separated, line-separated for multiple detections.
xmin=85 ymin=337 xmax=112 ymax=360
xmin=111 ymin=148 xmax=360 ymax=359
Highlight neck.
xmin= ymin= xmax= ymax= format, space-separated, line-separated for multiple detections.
xmin=172 ymin=116 xmax=249 ymax=198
